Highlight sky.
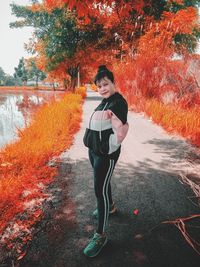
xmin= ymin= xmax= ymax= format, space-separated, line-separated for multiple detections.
xmin=0 ymin=1 xmax=200 ymax=76
xmin=0 ymin=0 xmax=34 ymax=75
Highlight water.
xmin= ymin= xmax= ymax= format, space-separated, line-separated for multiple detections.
xmin=0 ymin=89 xmax=65 ymax=149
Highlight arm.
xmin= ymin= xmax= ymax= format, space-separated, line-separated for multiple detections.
xmin=108 ymin=110 xmax=129 ymax=154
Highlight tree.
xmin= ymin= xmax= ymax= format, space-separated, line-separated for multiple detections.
xmin=0 ymin=67 xmax=6 ymax=86
xmin=14 ymin=57 xmax=28 ymax=85
xmin=4 ymin=75 xmax=16 ymax=86
xmin=26 ymin=58 xmax=46 ymax=88
xmin=42 ymin=0 xmax=200 ymax=56
xmin=10 ymin=4 xmax=107 ymax=90
xmin=10 ymin=0 xmax=200 ymax=89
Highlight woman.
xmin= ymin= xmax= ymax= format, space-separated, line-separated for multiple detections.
xmin=83 ymin=65 xmax=129 ymax=257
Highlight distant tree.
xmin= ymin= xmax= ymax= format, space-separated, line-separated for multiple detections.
xmin=27 ymin=58 xmax=46 ymax=88
xmin=4 ymin=75 xmax=16 ymax=86
xmin=0 ymin=67 xmax=6 ymax=86
xmin=14 ymin=57 xmax=28 ymax=85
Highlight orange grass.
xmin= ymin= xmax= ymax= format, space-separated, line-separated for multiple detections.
xmin=90 ymin=83 xmax=98 ymax=92
xmin=114 ymin=57 xmax=200 ymax=147
xmin=127 ymin=95 xmax=200 ymax=148
xmin=75 ymin=86 xmax=87 ymax=98
xmin=145 ymin=100 xmax=200 ymax=146
xmin=0 ymin=92 xmax=83 ymax=235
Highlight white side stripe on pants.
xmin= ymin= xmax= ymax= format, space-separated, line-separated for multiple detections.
xmin=105 ymin=159 xmax=115 ymax=227
xmin=102 ymin=159 xmax=115 ymax=233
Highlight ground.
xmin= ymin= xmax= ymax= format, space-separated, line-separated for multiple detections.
xmin=17 ymin=89 xmax=200 ymax=267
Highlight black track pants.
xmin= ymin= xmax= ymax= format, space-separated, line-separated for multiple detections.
xmin=88 ymin=148 xmax=120 ymax=234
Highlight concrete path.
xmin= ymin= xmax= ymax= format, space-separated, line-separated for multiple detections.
xmin=20 ymin=89 xmax=200 ymax=267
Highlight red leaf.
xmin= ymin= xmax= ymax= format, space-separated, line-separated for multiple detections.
xmin=133 ymin=209 xmax=139 ymax=215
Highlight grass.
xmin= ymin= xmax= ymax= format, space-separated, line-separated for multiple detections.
xmin=126 ymin=94 xmax=200 ymax=148
xmin=0 ymin=88 xmax=86 ymax=254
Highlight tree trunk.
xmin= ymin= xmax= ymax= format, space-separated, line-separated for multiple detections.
xmin=77 ymin=68 xmax=80 ymax=88
xmin=52 ymin=83 xmax=56 ymax=91
xmin=70 ymin=76 xmax=77 ymax=92
xmin=63 ymin=78 xmax=69 ymax=91
xmin=67 ymin=64 xmax=80 ymax=92
xmin=35 ymin=75 xmax=39 ymax=89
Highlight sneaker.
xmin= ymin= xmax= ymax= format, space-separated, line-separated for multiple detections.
xmin=83 ymin=232 xmax=108 ymax=257
xmin=92 ymin=202 xmax=118 ymax=218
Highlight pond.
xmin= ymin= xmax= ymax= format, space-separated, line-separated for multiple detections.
xmin=0 ymin=89 xmax=65 ymax=149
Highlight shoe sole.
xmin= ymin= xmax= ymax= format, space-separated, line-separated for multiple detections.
xmin=84 ymin=237 xmax=108 ymax=258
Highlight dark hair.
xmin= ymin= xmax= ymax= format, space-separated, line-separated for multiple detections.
xmin=94 ymin=65 xmax=114 ymax=85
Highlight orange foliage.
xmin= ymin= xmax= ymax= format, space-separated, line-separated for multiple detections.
xmin=43 ymin=0 xmax=66 ymax=11
xmin=114 ymin=50 xmax=200 ymax=148
xmin=33 ymin=35 xmax=114 ymax=89
xmin=43 ymin=0 xmax=94 ymax=22
xmin=168 ymin=0 xmax=184 ymax=4
xmin=144 ymin=99 xmax=200 ymax=140
xmin=28 ymin=1 xmax=199 ymax=90
xmin=126 ymin=94 xmax=200 ymax=148
xmin=114 ymin=53 xmax=200 ymax=103
xmin=42 ymin=0 xmax=147 ymax=28
xmin=114 ymin=58 xmax=167 ymax=99
xmin=162 ymin=7 xmax=198 ymax=34
xmin=75 ymin=86 xmax=87 ymax=98
xmin=139 ymin=7 xmax=198 ymax=58
xmin=34 ymin=41 xmax=48 ymax=71
xmin=27 ymin=3 xmax=46 ymax=12
xmin=131 ymin=0 xmax=145 ymax=14
xmin=0 ymin=93 xmax=82 ymax=239
xmin=46 ymin=63 xmax=71 ymax=87
xmin=43 ymin=0 xmax=145 ymax=17
xmin=90 ymin=84 xmax=98 ymax=92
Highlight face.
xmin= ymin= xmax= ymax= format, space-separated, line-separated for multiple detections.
xmin=96 ymin=77 xmax=115 ymax=99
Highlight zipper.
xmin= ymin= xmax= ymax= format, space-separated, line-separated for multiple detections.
xmin=99 ymin=102 xmax=108 ymax=142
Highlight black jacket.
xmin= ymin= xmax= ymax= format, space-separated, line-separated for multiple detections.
xmin=83 ymin=92 xmax=129 ymax=156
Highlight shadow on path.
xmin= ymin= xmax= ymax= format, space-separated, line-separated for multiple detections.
xmin=20 ymin=151 xmax=200 ymax=267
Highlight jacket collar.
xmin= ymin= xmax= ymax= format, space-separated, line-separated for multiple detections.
xmin=102 ymin=91 xmax=120 ymax=103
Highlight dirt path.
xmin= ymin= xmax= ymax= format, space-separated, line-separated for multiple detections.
xmin=20 ymin=89 xmax=200 ymax=267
